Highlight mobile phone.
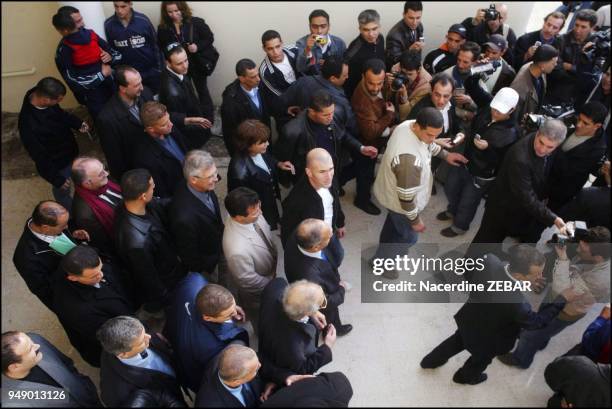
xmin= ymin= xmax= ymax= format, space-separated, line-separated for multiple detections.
xmin=452 ymin=133 xmax=464 ymax=145
xmin=453 ymin=87 xmax=465 ymax=96
xmin=419 ymin=36 xmax=425 ymax=42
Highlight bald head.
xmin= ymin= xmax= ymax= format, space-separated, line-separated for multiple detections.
xmin=305 ymin=148 xmax=334 ymax=190
xmin=218 ymin=345 xmax=259 ymax=386
xmin=306 ymin=148 xmax=333 ymax=169
xmin=296 ymin=218 xmax=332 ymax=251
xmin=31 ymin=201 xmax=69 ymax=236
xmin=282 ymin=280 xmax=325 ymax=321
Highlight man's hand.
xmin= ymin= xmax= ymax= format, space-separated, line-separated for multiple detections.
xmin=232 ymin=305 xmax=246 ymax=322
xmin=287 ymin=106 xmax=301 ymax=117
xmin=336 ymin=227 xmax=346 ymax=238
xmin=562 ymin=62 xmax=573 ymax=71
xmin=100 ymin=50 xmax=112 ymax=63
xmin=323 ymin=324 xmax=337 ymax=348
xmin=101 ymin=64 xmax=112 ymax=77
xmin=184 ymin=117 xmax=212 ymax=128
xmin=412 ymin=221 xmax=426 ymax=233
xmin=60 ymin=178 xmax=72 ymax=191
xmin=444 ymin=152 xmax=469 ymax=167
xmin=385 ymin=72 xmax=395 ymax=88
xmin=260 ymin=382 xmax=277 ymax=402
xmin=72 ymin=229 xmax=90 ymax=241
xmin=277 ymin=161 xmax=295 ymax=174
xmin=454 ymin=94 xmax=473 ymax=106
xmin=434 ymin=138 xmax=453 ymax=149
xmin=560 ymin=287 xmax=582 ymax=303
xmin=360 ymin=145 xmax=378 ymax=158
xmin=285 ymin=374 xmax=315 ymax=386
xmin=385 ymin=101 xmax=396 ymax=113
xmin=409 ymin=41 xmax=424 ymax=51
xmin=474 ymin=8 xmax=486 ymax=25
xmin=533 ymin=276 xmax=547 ymax=294
xmin=554 ymin=217 xmax=566 ymax=233
xmin=187 ymin=43 xmax=198 ymax=53
xmin=310 ymin=310 xmax=327 ymax=329
xmin=305 ymin=34 xmax=317 ymax=53
xmin=397 ymin=84 xmax=408 ymax=102
xmin=525 ymin=45 xmax=538 ymax=61
xmin=473 ymin=138 xmax=489 ymax=150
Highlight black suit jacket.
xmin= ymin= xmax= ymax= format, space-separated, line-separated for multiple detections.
xmin=194 ymin=360 xmax=263 ymax=408
xmin=100 ymin=334 xmax=186 ymax=407
xmin=168 ymin=181 xmax=224 ymax=273
xmin=132 ymin=130 xmax=187 ymax=198
xmin=258 ymin=278 xmax=332 ymax=383
xmin=455 ymin=254 xmax=567 ymax=356
xmin=1 ymin=333 xmax=101 ymax=408
xmin=96 ymin=89 xmax=153 ymax=180
xmin=260 ymin=372 xmax=353 ymax=408
xmin=280 ymin=176 xmax=345 ymax=245
xmin=52 ymin=262 xmax=136 ymax=367
xmin=284 ymin=232 xmax=344 ymax=309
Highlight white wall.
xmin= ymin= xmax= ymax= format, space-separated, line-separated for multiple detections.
xmin=99 ymin=1 xmax=540 ymax=105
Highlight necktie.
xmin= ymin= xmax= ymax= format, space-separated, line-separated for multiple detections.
xmin=204 ymin=192 xmax=216 ymax=214
xmin=253 ymin=222 xmax=276 ymax=256
xmin=241 ymin=382 xmax=257 ymax=407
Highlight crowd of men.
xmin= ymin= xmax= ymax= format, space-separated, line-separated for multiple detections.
xmin=4 ymin=1 xmax=611 ymax=407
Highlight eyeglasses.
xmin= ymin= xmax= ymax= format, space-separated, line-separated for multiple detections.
xmin=193 ymin=173 xmax=221 ymax=181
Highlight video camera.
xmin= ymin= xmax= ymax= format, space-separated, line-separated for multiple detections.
xmin=484 ymin=4 xmax=500 ymax=21
xmin=470 ymin=60 xmax=501 ymax=76
xmin=580 ymin=28 xmax=610 ymax=73
xmin=523 ymin=103 xmax=576 ymax=134
xmin=549 ymin=221 xmax=588 ymax=246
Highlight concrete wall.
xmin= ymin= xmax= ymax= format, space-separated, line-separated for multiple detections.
xmin=2 ymin=1 xmax=539 ymax=112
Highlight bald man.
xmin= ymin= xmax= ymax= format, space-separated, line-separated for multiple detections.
xmin=281 ymin=149 xmax=345 ymax=266
xmin=195 ymin=345 xmax=263 ymax=407
xmin=13 ymin=201 xmax=89 ymax=310
xmin=284 ymin=219 xmax=352 ymax=336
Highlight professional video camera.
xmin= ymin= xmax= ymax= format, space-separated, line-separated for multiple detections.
xmin=470 ymin=59 xmax=501 ymax=76
xmin=580 ymin=28 xmax=610 ymax=73
xmin=390 ymin=72 xmax=409 ymax=91
xmin=483 ymin=4 xmax=500 ymax=21
xmin=522 ymin=103 xmax=576 ymax=133
xmin=549 ymin=221 xmax=588 ymax=246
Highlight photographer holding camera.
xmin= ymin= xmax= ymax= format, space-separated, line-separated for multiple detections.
xmin=462 ymin=4 xmax=517 ymax=67
xmin=499 ymin=226 xmax=611 ymax=369
xmin=384 ymin=49 xmax=432 ymax=121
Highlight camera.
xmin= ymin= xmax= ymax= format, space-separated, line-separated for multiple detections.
xmin=523 ymin=103 xmax=576 ymax=133
xmin=315 ymin=35 xmax=328 ymax=46
xmin=390 ymin=72 xmax=409 ymax=91
xmin=484 ymin=4 xmax=500 ymax=21
xmin=549 ymin=221 xmax=588 ymax=246
xmin=469 ymin=59 xmax=501 ymax=76
xmin=580 ymin=28 xmax=610 ymax=73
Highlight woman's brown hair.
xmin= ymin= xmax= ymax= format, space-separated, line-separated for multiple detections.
xmin=235 ymin=119 xmax=271 ymax=153
xmin=159 ymin=1 xmax=193 ymax=29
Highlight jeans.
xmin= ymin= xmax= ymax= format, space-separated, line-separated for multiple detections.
xmin=511 ymin=317 xmax=576 ymax=368
xmin=340 ymin=152 xmax=376 ymax=203
xmin=374 ymin=210 xmax=418 ymax=260
xmin=444 ymin=166 xmax=485 ymax=232
xmin=51 ymin=165 xmax=73 ymax=211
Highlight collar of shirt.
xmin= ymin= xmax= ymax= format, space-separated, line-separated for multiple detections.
xmin=317 ymin=34 xmax=332 ymax=53
xmin=298 ymin=245 xmax=323 ymax=260
xmin=187 ymin=184 xmax=214 ymax=205
xmin=440 ymin=101 xmax=452 ymax=114
xmin=219 ymin=371 xmax=244 ymax=400
xmin=166 ymin=65 xmax=184 ymax=81
xmin=28 ymin=220 xmax=60 ymax=244
xmin=119 ymin=349 xmax=151 ymax=366
xmin=240 ymin=84 xmax=259 ymax=97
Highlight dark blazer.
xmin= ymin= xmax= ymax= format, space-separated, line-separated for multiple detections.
xmin=258 ymin=278 xmax=332 ymax=382
xmin=12 ymin=222 xmax=78 ymax=311
xmin=96 ymin=88 xmax=154 ymax=180
xmin=407 ymin=95 xmax=464 ymax=139
xmin=114 ymin=198 xmax=187 ymax=308
xmin=52 ymin=262 xmax=136 ymax=367
xmin=168 ymin=181 xmax=224 ymax=274
xmin=132 ymin=130 xmax=187 ymax=198
xmin=100 ymin=333 xmax=186 ymax=407
xmin=455 ymin=254 xmax=567 ymax=356
xmin=228 ymin=152 xmax=281 ymax=229
xmin=220 ymin=79 xmax=271 ymax=156
xmin=260 ymin=372 xmax=353 ymax=408
xmin=1 ymin=333 xmax=101 ymax=408
xmin=280 ymin=176 xmax=345 ymax=245
xmin=194 ymin=359 xmax=263 ymax=408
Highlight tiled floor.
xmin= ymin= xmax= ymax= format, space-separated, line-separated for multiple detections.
xmin=1 ymin=156 xmax=600 ymax=406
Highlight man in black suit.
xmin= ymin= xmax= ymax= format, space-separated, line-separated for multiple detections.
xmin=260 ymin=372 xmax=353 ymax=408
xmin=13 ymin=200 xmax=89 ymax=311
xmin=221 ymin=59 xmax=272 ymax=156
xmin=285 ymin=219 xmax=352 ymax=336
xmin=420 ymin=245 xmax=578 ymax=385
xmin=169 ymin=149 xmax=225 ymax=283
xmin=281 ymin=149 xmax=345 ymax=266
xmin=195 ymin=345 xmax=263 ymax=408
xmin=97 ymin=316 xmax=186 ymax=407
xmin=133 ymin=101 xmax=187 ymax=198
xmin=1 ymin=331 xmax=102 ymax=407
xmin=114 ymin=169 xmax=187 ymax=314
xmin=160 ymin=44 xmax=213 ymax=150
xmin=258 ymin=278 xmax=336 ymax=381
xmin=53 ymin=245 xmax=135 ymax=368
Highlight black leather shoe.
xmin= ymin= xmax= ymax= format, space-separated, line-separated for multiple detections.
xmin=354 ymin=200 xmax=381 ymax=215
xmin=441 ymin=227 xmax=459 ymax=237
xmin=497 ymin=353 xmax=520 ymax=367
xmin=452 ymin=372 xmax=488 ymax=385
xmin=436 ymin=211 xmax=452 ymax=221
xmin=336 ymin=324 xmax=353 ymax=336
xmin=420 ymin=354 xmax=447 ymax=369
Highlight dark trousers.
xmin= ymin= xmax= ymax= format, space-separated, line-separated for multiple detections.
xmin=191 ymin=72 xmax=214 ymax=121
xmin=424 ymin=330 xmax=494 ymax=382
xmin=444 ymin=166 xmax=485 ymax=232
xmin=340 ymin=152 xmax=376 ymax=203
xmin=374 ymin=210 xmax=418 ymax=261
xmin=141 ymin=68 xmax=161 ymax=95
xmin=81 ymin=77 xmax=115 ymax=120
xmin=323 ymin=302 xmax=343 ymax=328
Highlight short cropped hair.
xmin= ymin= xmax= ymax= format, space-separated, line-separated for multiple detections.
xmin=538 ymin=118 xmax=567 ymax=144
xmin=225 ymin=187 xmax=260 ymax=218
xmin=115 ymin=65 xmax=139 ymax=87
xmin=404 ymin=1 xmax=423 ymax=13
xmin=235 ymin=120 xmax=271 ymax=153
xmin=399 ymin=50 xmax=422 ymax=71
xmin=309 ymin=89 xmax=334 ymax=112
xmin=582 ymin=226 xmax=611 ymax=260
xmin=574 ymin=9 xmax=598 ymax=27
xmin=140 ymin=101 xmax=168 ymax=128
xmin=218 ymin=345 xmax=257 ymax=382
xmin=358 ymin=9 xmax=380 ymax=26
xmin=459 ymin=41 xmax=481 ymax=61
xmin=579 ymin=101 xmax=608 ymax=125
xmin=97 ymin=316 xmax=144 ymax=355
xmin=430 ymin=73 xmax=456 ymax=91
xmin=236 ymin=59 xmax=256 ymax=77
xmin=32 ymin=201 xmax=66 ymax=227
xmin=309 ymin=9 xmax=329 ymax=23
xmin=183 ymin=149 xmax=215 ymax=179
xmin=196 ymin=284 xmax=234 ymax=317
xmin=35 ymin=77 xmax=66 ymax=100
xmin=164 ymin=43 xmax=185 ymax=61
xmin=296 ymin=219 xmax=325 ymax=250
xmin=52 ymin=11 xmax=76 ymax=31
xmin=362 ymin=58 xmax=385 ymax=75
xmin=321 ymin=56 xmax=345 ymax=80
xmin=533 ymin=44 xmax=559 ymax=64
xmin=61 ymin=245 xmax=100 ymax=276
xmin=544 ymin=11 xmax=567 ymax=30
xmin=261 ymin=30 xmax=282 ymax=46
xmin=120 ymin=168 xmax=152 ymax=201
xmin=2 ymin=331 xmax=23 ymax=373
xmin=507 ymin=244 xmax=546 ymax=274
xmin=415 ymin=107 xmax=444 ymax=129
